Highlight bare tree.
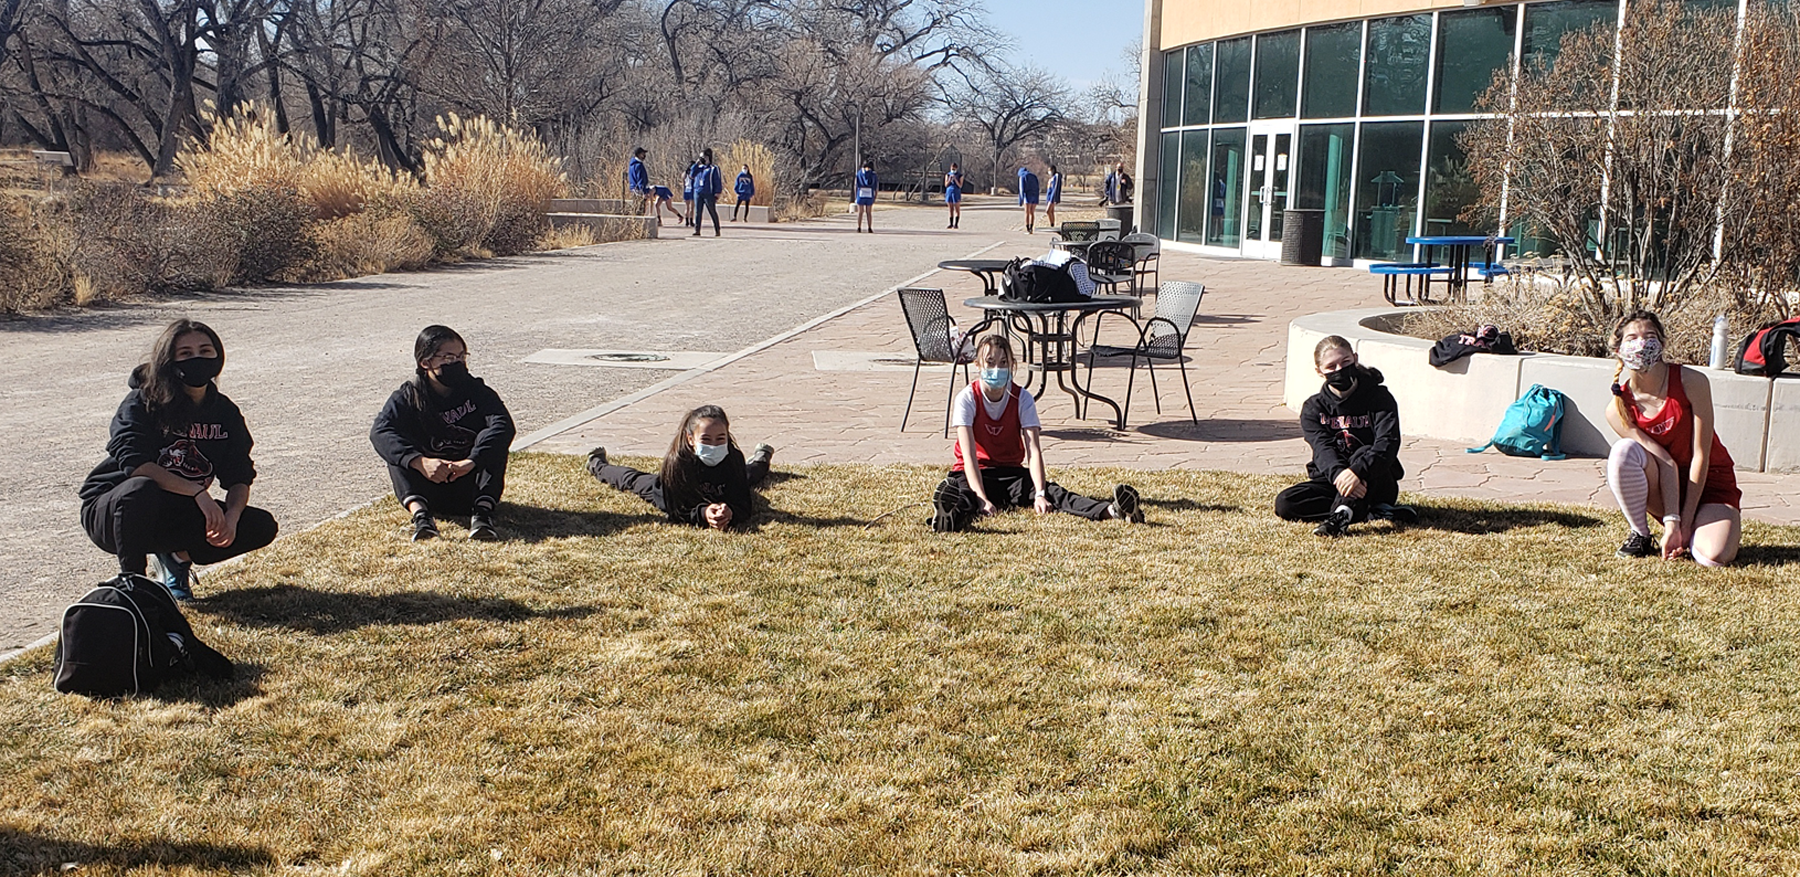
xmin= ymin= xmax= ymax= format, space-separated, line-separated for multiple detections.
xmin=945 ymin=62 xmax=1069 ymax=191
xmin=1719 ymin=1 xmax=1800 ymax=317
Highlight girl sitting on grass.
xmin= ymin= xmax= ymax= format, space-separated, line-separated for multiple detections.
xmin=1603 ymin=310 xmax=1741 ymax=564
xmin=370 ymin=325 xmax=516 ymax=542
xmin=930 ymin=335 xmax=1143 ymax=532
xmin=586 ymin=405 xmax=774 ymax=531
xmin=1275 ymin=334 xmax=1414 ymax=537
xmin=79 ymin=319 xmax=279 ymax=600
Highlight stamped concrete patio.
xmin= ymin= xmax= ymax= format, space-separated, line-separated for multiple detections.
xmin=526 ymin=232 xmax=1800 ymax=527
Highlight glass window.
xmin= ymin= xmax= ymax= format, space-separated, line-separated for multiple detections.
xmin=1213 ymin=38 xmax=1251 ymax=124
xmin=1422 ymin=121 xmax=1488 ymax=236
xmin=1297 ymin=123 xmax=1355 ymax=260
xmin=1362 ymin=14 xmax=1431 ymax=116
xmin=1353 ymin=121 xmax=1424 ymax=260
xmin=1207 ymin=128 xmax=1246 ymax=246
xmin=1157 ymin=132 xmax=1181 ymax=240
xmin=1523 ymin=0 xmax=1617 ymax=71
xmin=1176 ymin=131 xmax=1209 ymax=243
xmin=1183 ymin=44 xmax=1214 ymax=126
xmin=1302 ymin=23 xmax=1361 ymax=119
xmin=1435 ymin=7 xmax=1517 ymax=114
xmin=1253 ymin=30 xmax=1300 ymax=119
xmin=1161 ymin=50 xmax=1184 ymax=129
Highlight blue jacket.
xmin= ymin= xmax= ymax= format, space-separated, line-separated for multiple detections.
xmin=734 ymin=170 xmax=755 ymax=200
xmin=856 ymin=168 xmax=877 ymax=192
xmin=627 ymin=156 xmax=649 ymax=194
xmin=1046 ymin=172 xmax=1062 ymax=203
xmin=1018 ymin=168 xmax=1040 ymax=203
xmin=692 ymin=163 xmax=722 ymax=198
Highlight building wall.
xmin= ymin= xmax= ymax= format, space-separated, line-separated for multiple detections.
xmin=1161 ymin=0 xmax=1485 ymax=49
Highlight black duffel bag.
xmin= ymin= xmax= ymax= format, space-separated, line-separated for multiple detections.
xmin=54 ymin=573 xmax=234 ymax=697
xmin=1001 ymin=257 xmax=1087 ymax=303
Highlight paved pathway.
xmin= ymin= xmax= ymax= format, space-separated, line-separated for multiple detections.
xmin=7 ymin=196 xmax=1797 ymax=656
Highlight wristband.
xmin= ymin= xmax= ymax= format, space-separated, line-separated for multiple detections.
xmin=1662 ymin=514 xmax=1681 ymax=523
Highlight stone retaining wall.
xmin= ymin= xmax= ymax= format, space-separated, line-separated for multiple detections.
xmin=1286 ymin=308 xmax=1800 ymax=472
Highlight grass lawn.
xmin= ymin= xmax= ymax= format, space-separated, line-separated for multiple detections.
xmin=5 ymin=454 xmax=1800 ymax=875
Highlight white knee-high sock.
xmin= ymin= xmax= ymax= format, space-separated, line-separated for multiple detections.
xmin=1607 ymin=439 xmax=1651 ymax=537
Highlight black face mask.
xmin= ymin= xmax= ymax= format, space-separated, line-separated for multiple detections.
xmin=1324 ymin=365 xmax=1359 ymax=392
xmin=174 ymin=356 xmax=222 ymax=388
xmin=433 ymin=361 xmax=472 ymax=387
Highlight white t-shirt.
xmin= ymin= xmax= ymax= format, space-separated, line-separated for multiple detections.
xmin=950 ymin=382 xmax=1041 ymax=430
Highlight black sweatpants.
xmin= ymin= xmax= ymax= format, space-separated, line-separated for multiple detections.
xmin=81 ymin=476 xmax=279 ymax=574
xmin=389 ymin=461 xmax=506 ymax=518
xmin=1273 ymin=475 xmax=1400 ymax=523
xmin=731 ymin=198 xmax=751 ymax=221
xmin=592 ymin=458 xmax=769 ymax=517
xmin=693 ymin=194 xmax=720 ymax=234
xmin=932 ymin=466 xmax=1112 ymax=532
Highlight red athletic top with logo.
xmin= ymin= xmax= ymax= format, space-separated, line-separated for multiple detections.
xmin=953 ymin=382 xmax=1026 ymax=470
xmin=1620 ymin=364 xmax=1741 ymax=508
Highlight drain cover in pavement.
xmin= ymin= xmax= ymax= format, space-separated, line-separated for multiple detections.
xmin=523 ymin=349 xmax=727 ymax=369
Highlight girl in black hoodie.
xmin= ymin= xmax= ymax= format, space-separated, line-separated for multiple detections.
xmin=79 ymin=319 xmax=279 ymax=600
xmin=1276 ymin=334 xmax=1415 ymax=536
xmin=585 ymin=405 xmax=773 ymax=531
xmin=370 ymin=326 xmax=515 ymax=541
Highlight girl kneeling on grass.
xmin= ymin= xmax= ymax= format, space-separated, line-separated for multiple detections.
xmin=371 ymin=325 xmax=516 ymax=542
xmin=1275 ymin=334 xmax=1415 ymax=537
xmin=586 ymin=405 xmax=774 ymax=531
xmin=1604 ymin=310 xmax=1741 ymax=565
xmin=79 ymin=319 xmax=279 ymax=600
xmin=930 ymin=336 xmax=1143 ymax=532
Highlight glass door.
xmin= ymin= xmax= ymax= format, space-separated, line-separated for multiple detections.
xmin=1242 ymin=122 xmax=1294 ymax=259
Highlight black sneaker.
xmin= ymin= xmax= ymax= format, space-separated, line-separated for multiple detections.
xmin=1110 ymin=484 xmax=1144 ymax=523
xmin=468 ymin=511 xmax=499 ymax=542
xmin=1313 ymin=505 xmax=1354 ymax=538
xmin=586 ymin=446 xmax=608 ymax=479
xmin=411 ymin=510 xmax=439 ymax=541
xmin=1616 ymin=532 xmax=1657 ymax=558
xmin=931 ymin=481 xmax=962 ymax=533
xmin=749 ymin=443 xmax=775 ymax=468
xmin=1371 ymin=503 xmax=1419 ymax=526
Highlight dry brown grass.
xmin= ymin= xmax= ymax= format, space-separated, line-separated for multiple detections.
xmin=4 ymin=458 xmax=1800 ymax=874
xmin=718 ymin=140 xmax=776 ymax=207
xmin=0 ymin=195 xmax=72 ymax=314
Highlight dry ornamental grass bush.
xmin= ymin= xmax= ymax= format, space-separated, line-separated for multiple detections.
xmin=416 ymin=114 xmax=568 ymax=258
xmin=302 ymin=209 xmax=437 ymax=280
xmin=719 ymin=140 xmax=775 ymax=207
xmin=0 ymin=196 xmax=72 ymax=314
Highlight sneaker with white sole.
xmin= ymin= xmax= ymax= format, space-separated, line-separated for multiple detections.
xmin=411 ymin=509 xmax=440 ymax=541
xmin=931 ymin=480 xmax=963 ymax=533
xmin=585 ymin=446 xmax=608 ymax=479
xmin=468 ymin=511 xmax=499 ymax=542
xmin=1313 ymin=505 xmax=1354 ymax=538
xmin=1110 ymin=484 xmax=1144 ymax=523
xmin=749 ymin=443 xmax=775 ymax=468
xmin=1616 ymin=532 xmax=1656 ymax=558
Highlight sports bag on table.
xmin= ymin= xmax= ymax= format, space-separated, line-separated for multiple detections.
xmin=54 ymin=573 xmax=234 ymax=697
xmin=1001 ymin=256 xmax=1090 ymax=303
xmin=1467 ymin=384 xmax=1569 ymax=461
xmin=1734 ymin=316 xmax=1800 ymax=378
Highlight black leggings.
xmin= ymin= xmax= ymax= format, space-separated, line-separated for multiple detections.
xmin=81 ymin=476 xmax=279 ymax=574
xmin=932 ymin=466 xmax=1111 ymax=532
xmin=388 ymin=461 xmax=507 ymax=518
xmin=731 ymin=198 xmax=752 ymax=220
xmin=592 ymin=458 xmax=769 ymax=518
xmin=693 ymin=195 xmax=720 ymax=234
xmin=1274 ymin=475 xmax=1400 ymax=523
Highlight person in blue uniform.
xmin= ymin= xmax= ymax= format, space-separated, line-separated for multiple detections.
xmin=626 ymin=147 xmax=650 ymax=215
xmin=690 ymin=148 xmax=723 ymax=237
xmin=1045 ymin=164 xmax=1063 ymax=228
xmin=731 ymin=164 xmax=755 ymax=221
xmin=855 ymin=160 xmax=877 ymax=233
xmin=944 ymin=162 xmax=965 ymax=229
xmin=1017 ymin=165 xmax=1041 ymax=234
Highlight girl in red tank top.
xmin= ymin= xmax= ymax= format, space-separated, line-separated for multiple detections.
xmin=1603 ymin=311 xmax=1741 ymax=566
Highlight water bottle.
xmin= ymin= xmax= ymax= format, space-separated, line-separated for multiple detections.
xmin=1710 ymin=314 xmax=1730 ymax=369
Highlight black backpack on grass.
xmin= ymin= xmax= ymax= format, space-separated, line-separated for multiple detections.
xmin=1734 ymin=317 xmax=1800 ymax=378
xmin=53 ymin=573 xmax=234 ymax=697
xmin=1001 ymin=257 xmax=1086 ymax=303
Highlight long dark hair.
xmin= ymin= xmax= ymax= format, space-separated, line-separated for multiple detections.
xmin=661 ymin=404 xmax=737 ymax=511
xmin=405 ymin=324 xmax=466 ymax=409
xmin=133 ymin=318 xmax=224 ymax=435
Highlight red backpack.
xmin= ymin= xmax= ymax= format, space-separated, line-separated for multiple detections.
xmin=1734 ymin=317 xmax=1800 ymax=377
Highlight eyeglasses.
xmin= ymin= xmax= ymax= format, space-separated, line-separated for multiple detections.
xmin=426 ymin=351 xmax=468 ymax=365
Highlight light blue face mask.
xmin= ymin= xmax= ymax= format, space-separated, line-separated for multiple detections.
xmin=980 ymin=367 xmax=1011 ymax=389
xmin=694 ymin=441 xmax=730 ymax=467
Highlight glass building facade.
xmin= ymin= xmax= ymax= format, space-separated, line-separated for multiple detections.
xmin=1152 ymin=0 xmax=1613 ymax=262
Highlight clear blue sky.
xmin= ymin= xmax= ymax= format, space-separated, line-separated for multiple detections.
xmin=981 ymin=0 xmax=1145 ymax=90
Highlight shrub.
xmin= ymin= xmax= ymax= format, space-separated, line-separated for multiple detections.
xmin=302 ymin=208 xmax=436 ymax=280
xmin=176 ymin=106 xmax=319 ymax=283
xmin=417 ymin=114 xmax=568 ymax=257
xmin=65 ymin=183 xmax=235 ymax=298
xmin=0 ymin=196 xmax=73 ymax=314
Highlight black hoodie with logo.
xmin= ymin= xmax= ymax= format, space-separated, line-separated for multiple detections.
xmin=79 ymin=375 xmax=256 ymax=504
xmin=370 ymin=376 xmax=514 ymax=473
xmin=1298 ymin=365 xmax=1404 ymax=485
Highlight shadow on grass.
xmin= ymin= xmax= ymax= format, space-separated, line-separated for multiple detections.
xmin=486 ymin=503 xmax=645 ymax=542
xmin=200 ymin=586 xmax=597 ymax=634
xmin=0 ymin=828 xmax=274 ymax=872
xmin=1735 ymin=543 xmax=1800 ymax=567
xmin=1143 ymin=497 xmax=1242 ymax=514
xmin=1406 ymin=503 xmax=1608 ymax=534
xmin=152 ymin=662 xmax=267 ymax=708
